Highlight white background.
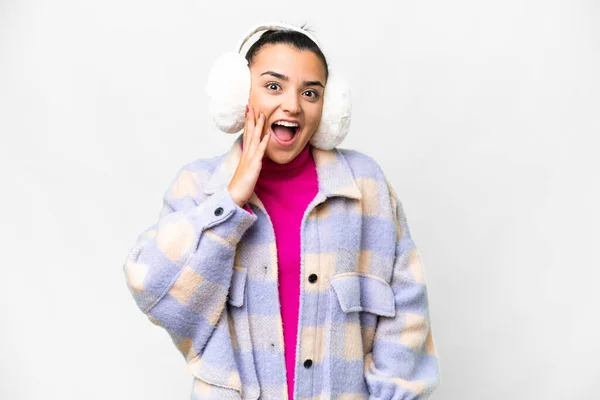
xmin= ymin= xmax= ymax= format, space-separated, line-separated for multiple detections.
xmin=1 ymin=0 xmax=598 ymax=399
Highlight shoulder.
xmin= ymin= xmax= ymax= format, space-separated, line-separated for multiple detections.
xmin=336 ymin=147 xmax=401 ymax=207
xmin=182 ymin=153 xmax=226 ymax=178
xmin=162 ymin=151 xmax=228 ymax=204
xmin=336 ymin=147 xmax=389 ymax=183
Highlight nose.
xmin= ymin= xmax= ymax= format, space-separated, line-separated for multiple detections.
xmin=281 ymin=92 xmax=301 ymax=115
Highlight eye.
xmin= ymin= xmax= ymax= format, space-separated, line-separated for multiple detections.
xmin=304 ymin=90 xmax=320 ymax=99
xmin=266 ymin=82 xmax=281 ymax=91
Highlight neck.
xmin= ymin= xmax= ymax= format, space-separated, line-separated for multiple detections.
xmin=240 ymin=140 xmax=313 ymax=177
xmin=260 ymin=144 xmax=312 ymax=176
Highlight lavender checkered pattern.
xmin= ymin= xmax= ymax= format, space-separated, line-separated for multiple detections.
xmin=123 ymin=134 xmax=440 ymax=399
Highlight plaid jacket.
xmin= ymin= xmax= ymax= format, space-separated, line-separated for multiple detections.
xmin=123 ymin=134 xmax=440 ymax=400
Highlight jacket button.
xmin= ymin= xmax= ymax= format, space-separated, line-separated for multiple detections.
xmin=214 ymin=207 xmax=224 ymax=216
xmin=308 ymin=273 xmax=318 ymax=283
xmin=303 ymin=359 xmax=313 ymax=368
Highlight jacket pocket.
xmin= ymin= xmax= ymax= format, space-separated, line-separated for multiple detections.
xmin=186 ymin=267 xmax=260 ymax=400
xmin=330 ymin=272 xmax=396 ymax=318
xmin=226 ymin=267 xmax=261 ymax=400
xmin=186 ymin=308 xmax=243 ymax=397
xmin=329 ymin=272 xmax=396 ymax=358
xmin=190 ymin=377 xmax=242 ymax=400
xmin=325 ymin=273 xmax=397 ymax=396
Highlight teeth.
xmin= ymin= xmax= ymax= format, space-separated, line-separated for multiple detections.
xmin=274 ymin=121 xmax=299 ymax=128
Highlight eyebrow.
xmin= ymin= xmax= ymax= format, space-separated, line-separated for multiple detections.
xmin=260 ymin=71 xmax=325 ymax=88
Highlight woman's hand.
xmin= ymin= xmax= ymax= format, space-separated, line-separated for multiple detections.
xmin=227 ymin=105 xmax=271 ymax=207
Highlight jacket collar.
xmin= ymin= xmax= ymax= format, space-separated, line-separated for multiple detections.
xmin=203 ymin=134 xmax=362 ymax=202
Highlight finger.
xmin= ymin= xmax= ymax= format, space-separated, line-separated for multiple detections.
xmin=247 ymin=105 xmax=256 ymax=135
xmin=247 ymin=111 xmax=262 ymax=157
xmin=242 ymin=105 xmax=250 ymax=153
xmin=244 ymin=106 xmax=255 ymax=154
xmin=252 ymin=111 xmax=266 ymax=150
xmin=254 ymin=129 xmax=270 ymax=159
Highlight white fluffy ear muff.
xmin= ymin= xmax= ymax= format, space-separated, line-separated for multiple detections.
xmin=206 ymin=52 xmax=251 ymax=133
xmin=309 ymin=70 xmax=352 ymax=150
xmin=205 ymin=21 xmax=352 ymax=149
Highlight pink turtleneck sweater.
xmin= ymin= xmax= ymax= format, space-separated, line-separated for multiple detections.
xmin=241 ymin=142 xmax=318 ymax=399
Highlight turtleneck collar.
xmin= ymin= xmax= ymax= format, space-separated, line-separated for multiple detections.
xmin=241 ymin=139 xmax=313 ymax=178
xmin=260 ymin=142 xmax=312 ymax=177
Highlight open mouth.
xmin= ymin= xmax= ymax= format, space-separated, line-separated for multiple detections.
xmin=271 ymin=122 xmax=300 ymax=142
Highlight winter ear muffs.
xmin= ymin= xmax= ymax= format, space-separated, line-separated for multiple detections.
xmin=205 ymin=22 xmax=352 ymax=150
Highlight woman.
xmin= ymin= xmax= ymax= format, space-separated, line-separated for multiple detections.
xmin=123 ymin=22 xmax=440 ymax=400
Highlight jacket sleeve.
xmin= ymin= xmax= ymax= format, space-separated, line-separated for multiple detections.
xmin=122 ymin=164 xmax=257 ymax=373
xmin=364 ymin=185 xmax=441 ymax=400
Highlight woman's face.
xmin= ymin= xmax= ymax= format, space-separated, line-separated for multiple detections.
xmin=248 ymin=43 xmax=327 ymax=164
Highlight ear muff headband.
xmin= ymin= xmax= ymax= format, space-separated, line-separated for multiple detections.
xmin=205 ymin=21 xmax=352 ymax=150
xmin=236 ymin=22 xmax=322 ymax=54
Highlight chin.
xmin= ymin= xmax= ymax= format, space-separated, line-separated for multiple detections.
xmin=264 ymin=131 xmax=314 ymax=164
xmin=265 ymin=147 xmax=298 ymax=164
